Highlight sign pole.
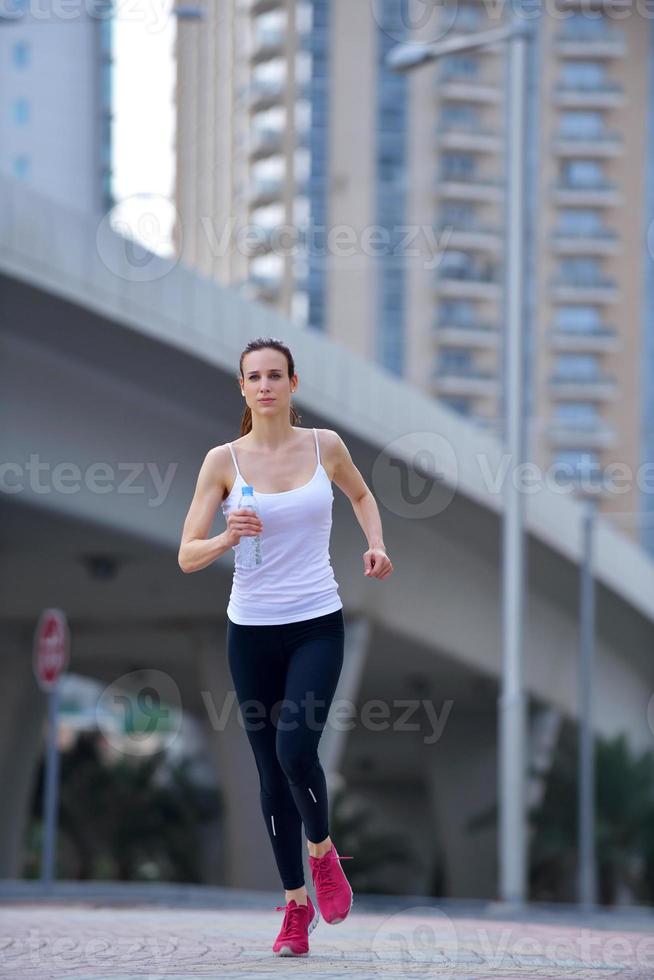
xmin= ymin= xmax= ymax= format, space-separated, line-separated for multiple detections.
xmin=42 ymin=684 xmax=61 ymax=890
xmin=33 ymin=608 xmax=70 ymax=891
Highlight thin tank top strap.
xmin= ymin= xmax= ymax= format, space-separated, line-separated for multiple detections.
xmin=313 ymin=427 xmax=321 ymax=466
xmin=228 ymin=442 xmax=243 ymax=481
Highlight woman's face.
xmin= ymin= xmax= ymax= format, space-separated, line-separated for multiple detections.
xmin=241 ymin=350 xmax=296 ymax=410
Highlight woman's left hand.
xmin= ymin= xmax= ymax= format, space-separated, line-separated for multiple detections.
xmin=363 ymin=548 xmax=394 ymax=580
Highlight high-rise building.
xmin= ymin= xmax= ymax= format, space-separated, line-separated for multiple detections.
xmin=174 ymin=0 xmax=654 ymax=552
xmin=0 ymin=0 xmax=114 ymax=214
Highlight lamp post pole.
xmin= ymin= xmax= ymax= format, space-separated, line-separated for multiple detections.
xmin=575 ymin=503 xmax=654 ymax=909
xmin=388 ymin=15 xmax=534 ymax=905
xmin=500 ymin=17 xmax=531 ymax=908
xmin=578 ymin=493 xmax=597 ymax=909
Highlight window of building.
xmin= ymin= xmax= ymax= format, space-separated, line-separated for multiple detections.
xmin=12 ymin=98 xmax=29 ymax=124
xmin=13 ymin=155 xmax=30 ymax=179
xmin=101 ymin=169 xmax=113 ymax=210
xmin=440 ymin=104 xmax=480 ymax=129
xmin=557 ymin=208 xmax=602 ymax=235
xmin=438 ymin=348 xmax=474 ymax=373
xmin=558 ymin=256 xmax=601 ymax=284
xmin=254 ymin=10 xmax=286 ymax=46
xmin=441 ymin=396 xmax=472 ymax=415
xmin=559 ymin=110 xmax=604 ymax=138
xmin=555 ymin=306 xmax=601 ymax=331
xmin=439 ymin=299 xmax=476 ymax=325
xmin=561 ymin=12 xmax=610 ymax=38
xmin=4 ymin=0 xmax=28 ymax=18
xmin=380 ymin=105 xmax=404 ymax=129
xmin=439 ymin=250 xmax=474 ymax=279
xmin=560 ymin=61 xmax=606 ymax=89
xmin=562 ymin=159 xmax=604 ymax=187
xmin=553 ymin=449 xmax=601 ymax=479
xmin=12 ymin=40 xmax=30 ymax=68
xmin=441 ymin=55 xmax=479 ymax=78
xmin=554 ymin=353 xmax=599 ymax=379
xmin=439 ymin=201 xmax=477 ymax=228
xmin=100 ymin=60 xmax=112 ymax=112
xmin=554 ymin=402 xmax=599 ymax=427
xmin=455 ymin=5 xmax=482 ymax=28
xmin=441 ymin=152 xmax=476 ymax=180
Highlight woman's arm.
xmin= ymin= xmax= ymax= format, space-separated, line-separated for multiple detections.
xmin=324 ymin=429 xmax=394 ymax=581
xmin=178 ymin=448 xmax=236 ymax=573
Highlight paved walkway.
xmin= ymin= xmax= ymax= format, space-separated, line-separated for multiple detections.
xmin=1 ymin=885 xmax=653 ymax=979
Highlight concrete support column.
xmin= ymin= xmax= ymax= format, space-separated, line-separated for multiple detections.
xmin=0 ymin=623 xmax=48 ymax=878
xmin=319 ymin=613 xmax=371 ymax=779
xmin=307 ymin=612 xmax=371 ymax=886
xmin=425 ymin=709 xmax=498 ymax=899
xmin=194 ymin=623 xmax=281 ymax=890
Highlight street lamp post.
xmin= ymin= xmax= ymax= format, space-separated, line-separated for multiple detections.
xmin=388 ymin=14 xmax=535 ymax=906
xmin=575 ymin=502 xmax=654 ymax=909
xmin=578 ymin=493 xmax=598 ymax=910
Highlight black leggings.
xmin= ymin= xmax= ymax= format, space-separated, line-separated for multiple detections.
xmin=226 ymin=608 xmax=345 ymax=890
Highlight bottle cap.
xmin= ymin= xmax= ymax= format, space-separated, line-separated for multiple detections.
xmin=242 ymin=485 xmax=254 ymax=494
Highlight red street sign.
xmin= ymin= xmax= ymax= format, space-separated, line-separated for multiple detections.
xmin=33 ymin=609 xmax=69 ymax=691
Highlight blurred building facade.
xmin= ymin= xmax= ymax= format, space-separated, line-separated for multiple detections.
xmin=174 ymin=0 xmax=654 ymax=552
xmin=0 ymin=0 xmax=114 ymax=214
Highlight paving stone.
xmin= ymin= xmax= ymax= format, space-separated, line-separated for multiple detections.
xmin=0 ymin=895 xmax=653 ymax=979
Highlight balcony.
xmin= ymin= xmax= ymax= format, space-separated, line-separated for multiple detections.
xmin=432 ymin=369 xmax=500 ymax=398
xmin=546 ymin=419 xmax=617 ymax=449
xmin=251 ymin=0 xmax=283 ymax=13
xmin=551 ymin=179 xmax=622 ymax=207
xmin=435 ymin=222 xmax=503 ymax=252
xmin=249 ymin=77 xmax=286 ymax=112
xmin=251 ymin=26 xmax=285 ymax=64
xmin=435 ymin=265 xmax=502 ymax=300
xmin=548 ymin=464 xmax=610 ymax=494
xmin=553 ymin=81 xmax=624 ymax=109
xmin=554 ymin=28 xmax=626 ymax=58
xmin=552 ymin=130 xmax=623 ymax=158
xmin=436 ymin=123 xmax=503 ymax=154
xmin=249 ymin=127 xmax=284 ymax=160
xmin=550 ymin=228 xmax=620 ymax=255
xmin=450 ymin=11 xmax=487 ymax=33
xmin=249 ymin=175 xmax=284 ymax=209
xmin=548 ymin=373 xmax=617 ymax=399
xmin=550 ymin=275 xmax=619 ymax=303
xmin=438 ymin=79 xmax=502 ymax=104
xmin=249 ymin=272 xmax=282 ymax=301
xmin=549 ymin=326 xmax=620 ymax=353
xmin=472 ymin=415 xmax=502 ymax=435
xmin=436 ymin=175 xmax=504 ymax=203
xmin=244 ymin=227 xmax=279 ymax=258
xmin=436 ymin=319 xmax=500 ymax=348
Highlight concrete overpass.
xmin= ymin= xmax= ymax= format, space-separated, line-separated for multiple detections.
xmin=1 ymin=176 xmax=653 ymax=899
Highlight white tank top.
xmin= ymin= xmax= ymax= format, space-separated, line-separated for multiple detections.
xmin=220 ymin=427 xmax=343 ymax=625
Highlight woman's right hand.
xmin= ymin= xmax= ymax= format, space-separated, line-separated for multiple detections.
xmin=225 ymin=508 xmax=264 ymax=547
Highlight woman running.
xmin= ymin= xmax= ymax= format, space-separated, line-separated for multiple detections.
xmin=178 ymin=336 xmax=394 ymax=956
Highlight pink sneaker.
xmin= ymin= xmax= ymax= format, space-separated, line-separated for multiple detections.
xmin=309 ymin=843 xmax=354 ymax=924
xmin=272 ymin=894 xmax=319 ymax=956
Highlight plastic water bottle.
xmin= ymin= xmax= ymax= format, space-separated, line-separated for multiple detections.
xmin=236 ymin=485 xmax=262 ymax=567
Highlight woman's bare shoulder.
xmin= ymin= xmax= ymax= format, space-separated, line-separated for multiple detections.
xmin=204 ymin=443 xmax=235 ymax=500
xmin=317 ymin=428 xmax=344 ymax=452
xmin=315 ymin=428 xmax=344 ymax=480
